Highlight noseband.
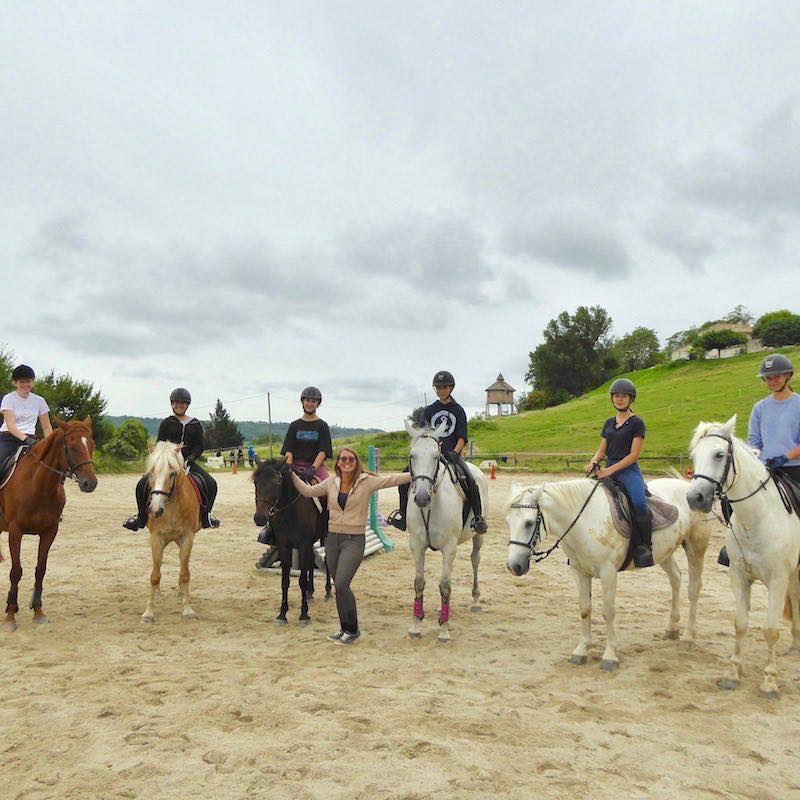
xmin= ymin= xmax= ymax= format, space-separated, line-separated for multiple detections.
xmin=409 ymin=434 xmax=442 ymax=492
xmin=150 ymin=470 xmax=178 ymax=501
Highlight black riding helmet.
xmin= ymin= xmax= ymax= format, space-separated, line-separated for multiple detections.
xmin=12 ymin=364 xmax=35 ymax=381
xmin=170 ymin=387 xmax=192 ymax=405
xmin=609 ymin=378 xmax=637 ymax=401
xmin=758 ymin=354 xmax=794 ymax=378
xmin=301 ymin=386 xmax=322 ymax=406
xmin=432 ymin=370 xmax=456 ymax=388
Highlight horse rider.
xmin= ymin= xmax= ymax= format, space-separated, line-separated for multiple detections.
xmin=256 ymin=386 xmax=332 ymax=561
xmin=585 ymin=378 xmax=654 ymax=568
xmin=0 ymin=364 xmax=53 ymax=466
xmin=123 ymin=388 xmax=220 ymax=531
xmin=387 ymin=370 xmax=487 ymax=534
xmin=718 ymin=353 xmax=800 ymax=566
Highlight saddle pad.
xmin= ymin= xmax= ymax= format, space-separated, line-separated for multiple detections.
xmin=0 ymin=446 xmax=28 ymax=490
xmin=604 ymin=485 xmax=679 ymax=539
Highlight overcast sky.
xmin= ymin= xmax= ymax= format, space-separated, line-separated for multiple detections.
xmin=2 ymin=2 xmax=799 ymax=429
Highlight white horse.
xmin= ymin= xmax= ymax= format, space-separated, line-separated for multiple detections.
xmin=687 ymin=415 xmax=800 ymax=698
xmin=506 ymin=475 xmax=711 ymax=670
xmin=405 ymin=420 xmax=489 ymax=642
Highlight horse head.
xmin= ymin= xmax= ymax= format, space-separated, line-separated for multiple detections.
xmin=252 ymin=457 xmax=287 ymax=527
xmin=686 ymin=414 xmax=751 ymax=512
xmin=53 ymin=416 xmax=98 ymax=492
xmin=146 ymin=442 xmax=184 ymax=518
xmin=405 ymin=418 xmax=448 ymax=508
xmin=505 ymin=482 xmax=546 ymax=576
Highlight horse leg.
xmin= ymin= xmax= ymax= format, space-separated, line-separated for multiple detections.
xmin=659 ymin=554 xmax=681 ymax=640
xmin=683 ymin=535 xmax=706 ymax=650
xmin=31 ymin=529 xmax=57 ymax=625
xmin=470 ymin=533 xmax=483 ymax=612
xmin=598 ymin=564 xmax=620 ymax=670
xmin=276 ymin=544 xmax=291 ymax=624
xmin=408 ymin=533 xmax=426 ymax=639
xmin=760 ymin=575 xmax=790 ymax=699
xmin=787 ymin=569 xmax=800 ymax=653
xmin=569 ymin=567 xmax=592 ymax=665
xmin=437 ymin=542 xmax=457 ymax=643
xmin=299 ymin=545 xmax=312 ymax=625
xmin=141 ymin=534 xmax=165 ymax=623
xmin=4 ymin=526 xmax=22 ymax=632
xmin=719 ymin=569 xmax=751 ymax=690
xmin=178 ymin=533 xmax=197 ymax=620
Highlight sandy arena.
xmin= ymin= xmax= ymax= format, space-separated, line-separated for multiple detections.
xmin=1 ymin=471 xmax=799 ymax=800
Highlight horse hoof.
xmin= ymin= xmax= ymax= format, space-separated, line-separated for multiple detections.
xmin=663 ymin=629 xmax=680 ymax=640
xmin=408 ymin=630 xmax=421 ymax=640
xmin=437 ymin=635 xmax=451 ymax=644
xmin=600 ymin=660 xmax=619 ymax=672
xmin=3 ymin=621 xmax=17 ymax=633
xmin=470 ymin=605 xmax=482 ymax=614
xmin=325 ymin=593 xmax=333 ymax=601
xmin=717 ymin=678 xmax=739 ymax=691
xmin=141 ymin=616 xmax=155 ymax=624
xmin=182 ymin=612 xmax=197 ymax=621
xmin=568 ymin=655 xmax=588 ymax=666
xmin=685 ymin=641 xmax=696 ymax=652
xmin=789 ymin=645 xmax=800 ymax=655
xmin=275 ymin=618 xmax=288 ymax=626
xmin=759 ymin=688 xmax=780 ymax=700
xmin=33 ymin=615 xmax=50 ymax=625
xmin=299 ymin=618 xmax=311 ymax=627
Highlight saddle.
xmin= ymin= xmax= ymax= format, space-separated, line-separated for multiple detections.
xmin=0 ymin=446 xmax=30 ymax=490
xmin=770 ymin=470 xmax=800 ymax=518
xmin=440 ymin=456 xmax=472 ymax=529
xmin=601 ymin=478 xmax=679 ymax=539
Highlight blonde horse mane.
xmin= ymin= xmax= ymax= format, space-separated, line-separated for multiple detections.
xmin=146 ymin=440 xmax=184 ymax=476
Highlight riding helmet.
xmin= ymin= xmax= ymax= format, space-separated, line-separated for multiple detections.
xmin=170 ymin=387 xmax=192 ymax=405
xmin=758 ymin=354 xmax=794 ymax=378
xmin=432 ymin=370 xmax=456 ymax=388
xmin=11 ymin=364 xmax=35 ymax=381
xmin=301 ymin=386 xmax=323 ymax=405
xmin=609 ymin=378 xmax=637 ymax=400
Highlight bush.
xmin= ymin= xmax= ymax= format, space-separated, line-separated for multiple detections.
xmin=105 ymin=419 xmax=149 ymax=460
xmin=758 ymin=315 xmax=800 ymax=347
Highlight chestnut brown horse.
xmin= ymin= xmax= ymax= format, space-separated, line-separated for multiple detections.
xmin=0 ymin=418 xmax=97 ymax=631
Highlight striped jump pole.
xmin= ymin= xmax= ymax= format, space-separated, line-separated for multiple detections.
xmin=369 ymin=445 xmax=394 ymax=551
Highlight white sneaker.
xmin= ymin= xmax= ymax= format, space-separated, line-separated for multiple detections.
xmin=327 ymin=629 xmax=344 ymax=641
xmin=335 ymin=630 xmax=361 ymax=646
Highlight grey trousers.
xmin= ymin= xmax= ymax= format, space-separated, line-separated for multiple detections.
xmin=325 ymin=533 xmax=365 ymax=634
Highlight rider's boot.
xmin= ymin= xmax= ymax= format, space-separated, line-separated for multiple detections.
xmin=201 ymin=506 xmax=221 ymax=529
xmin=717 ymin=546 xmax=730 ymax=567
xmin=387 ymin=482 xmax=409 ymax=531
xmin=122 ymin=512 xmax=145 ymax=531
xmin=632 ymin=509 xmax=655 ymax=568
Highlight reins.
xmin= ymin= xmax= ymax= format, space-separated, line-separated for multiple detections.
xmin=408 ymin=434 xmax=448 ymax=548
xmin=34 ymin=430 xmax=94 ymax=485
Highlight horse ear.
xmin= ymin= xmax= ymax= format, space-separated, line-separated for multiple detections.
xmin=83 ymin=416 xmax=93 ymax=431
xmin=432 ymin=419 xmax=448 ymax=439
xmin=53 ymin=416 xmax=67 ymax=428
xmin=723 ymin=414 xmax=737 ymax=435
xmin=404 ymin=419 xmax=417 ymax=438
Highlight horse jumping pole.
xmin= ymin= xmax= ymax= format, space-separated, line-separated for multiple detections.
xmin=369 ymin=445 xmax=394 ymax=551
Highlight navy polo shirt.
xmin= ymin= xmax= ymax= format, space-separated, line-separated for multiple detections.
xmin=601 ymin=415 xmax=646 ymax=463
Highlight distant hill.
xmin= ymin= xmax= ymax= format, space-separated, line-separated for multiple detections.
xmin=106 ymin=416 xmax=383 ymax=444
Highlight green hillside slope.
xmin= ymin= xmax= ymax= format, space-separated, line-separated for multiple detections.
xmin=338 ymin=346 xmax=800 ymax=472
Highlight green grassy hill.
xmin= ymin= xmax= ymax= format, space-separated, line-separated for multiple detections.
xmin=336 ymin=346 xmax=800 ymax=473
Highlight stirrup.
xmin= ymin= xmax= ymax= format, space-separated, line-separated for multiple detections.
xmin=386 ymin=509 xmax=406 ymax=531
xmin=633 ymin=545 xmax=655 ymax=569
xmin=471 ymin=515 xmax=487 ymax=534
xmin=123 ymin=516 xmax=142 ymax=531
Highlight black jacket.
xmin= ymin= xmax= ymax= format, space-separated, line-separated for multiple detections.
xmin=157 ymin=416 xmax=205 ymax=462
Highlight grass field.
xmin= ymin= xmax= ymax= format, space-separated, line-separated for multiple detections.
xmin=336 ymin=346 xmax=800 ymax=472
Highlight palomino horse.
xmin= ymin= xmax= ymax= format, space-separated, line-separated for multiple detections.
xmin=140 ymin=442 xmax=202 ymax=623
xmin=687 ymin=416 xmax=800 ymax=698
xmin=0 ymin=418 xmax=97 ymax=631
xmin=405 ymin=420 xmax=488 ymax=643
xmin=252 ymin=458 xmax=328 ymax=625
xmin=506 ymin=475 xmax=711 ymax=670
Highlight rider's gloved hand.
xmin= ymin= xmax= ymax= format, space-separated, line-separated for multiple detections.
xmin=301 ymin=466 xmax=317 ymax=481
xmin=766 ymin=454 xmax=789 ymax=469
xmin=585 ymin=461 xmax=599 ymax=477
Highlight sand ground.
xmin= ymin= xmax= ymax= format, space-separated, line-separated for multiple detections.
xmin=1 ymin=471 xmax=799 ymax=800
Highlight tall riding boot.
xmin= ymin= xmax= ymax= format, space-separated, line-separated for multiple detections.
xmin=123 ymin=476 xmax=150 ymax=531
xmin=632 ymin=509 xmax=655 ymax=568
xmin=469 ymin=484 xmax=487 ymax=534
xmin=387 ymin=481 xmax=409 ymax=531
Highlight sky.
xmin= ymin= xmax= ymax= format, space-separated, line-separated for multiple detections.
xmin=2 ymin=2 xmax=799 ymax=429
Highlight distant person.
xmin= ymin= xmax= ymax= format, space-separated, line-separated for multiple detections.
xmin=237 ymin=447 xmax=244 ymax=466
xmin=584 ymin=378 xmax=653 ymax=568
xmin=230 ymin=448 xmax=238 ymax=475
xmin=123 ymin=388 xmax=219 ymax=531
xmin=247 ymin=446 xmax=256 ymax=468
xmin=718 ymin=354 xmax=800 ymax=566
xmin=388 ymin=370 xmax=486 ymax=534
xmin=0 ymin=364 xmax=53 ymax=465
xmin=215 ymin=449 xmax=222 ymax=458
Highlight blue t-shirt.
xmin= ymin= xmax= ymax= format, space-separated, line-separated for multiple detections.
xmin=601 ymin=415 xmax=646 ymax=464
xmin=747 ymin=394 xmax=800 ymax=466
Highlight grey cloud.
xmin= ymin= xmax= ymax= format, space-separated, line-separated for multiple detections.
xmin=501 ymin=218 xmax=634 ymax=278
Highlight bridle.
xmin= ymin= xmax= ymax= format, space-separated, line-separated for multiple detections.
xmin=36 ymin=430 xmax=95 ymax=484
xmin=509 ymin=480 xmax=603 ymax=563
xmin=255 ymin=469 xmax=302 ymax=521
xmin=409 ymin=434 xmax=443 ymax=494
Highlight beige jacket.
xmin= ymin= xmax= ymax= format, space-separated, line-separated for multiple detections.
xmin=290 ymin=470 xmax=411 ymax=535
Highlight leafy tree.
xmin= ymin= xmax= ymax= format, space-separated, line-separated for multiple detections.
xmin=408 ymin=405 xmax=425 ymax=423
xmin=615 ymin=327 xmax=662 ymax=372
xmin=36 ymin=371 xmax=113 ymax=447
xmin=696 ymin=328 xmax=748 ymax=358
xmin=525 ymin=306 xmax=616 ymax=401
xmin=105 ymin=419 xmax=149 ymax=460
xmin=723 ymin=304 xmax=754 ymax=326
xmin=664 ymin=327 xmax=699 ymax=354
xmin=203 ymin=398 xmax=244 ymax=449
xmin=516 ymin=390 xmax=550 ymax=411
xmin=0 ymin=345 xmax=13 ymax=396
xmin=753 ymin=309 xmax=800 ymax=346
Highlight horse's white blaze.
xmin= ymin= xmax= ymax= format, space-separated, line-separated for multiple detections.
xmin=687 ymin=419 xmax=800 ymax=697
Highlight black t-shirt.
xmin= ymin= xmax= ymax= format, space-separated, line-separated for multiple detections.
xmin=422 ymin=399 xmax=468 ymax=454
xmin=601 ymin=415 xmax=646 ymax=463
xmin=281 ymin=418 xmax=333 ymax=463
xmin=157 ymin=416 xmax=204 ymax=462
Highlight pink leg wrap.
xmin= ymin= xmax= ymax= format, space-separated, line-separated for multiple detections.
xmin=413 ymin=598 xmax=424 ymax=619
xmin=438 ymin=604 xmax=450 ymax=625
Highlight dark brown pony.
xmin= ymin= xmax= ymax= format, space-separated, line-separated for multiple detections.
xmin=0 ymin=418 xmax=97 ymax=631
